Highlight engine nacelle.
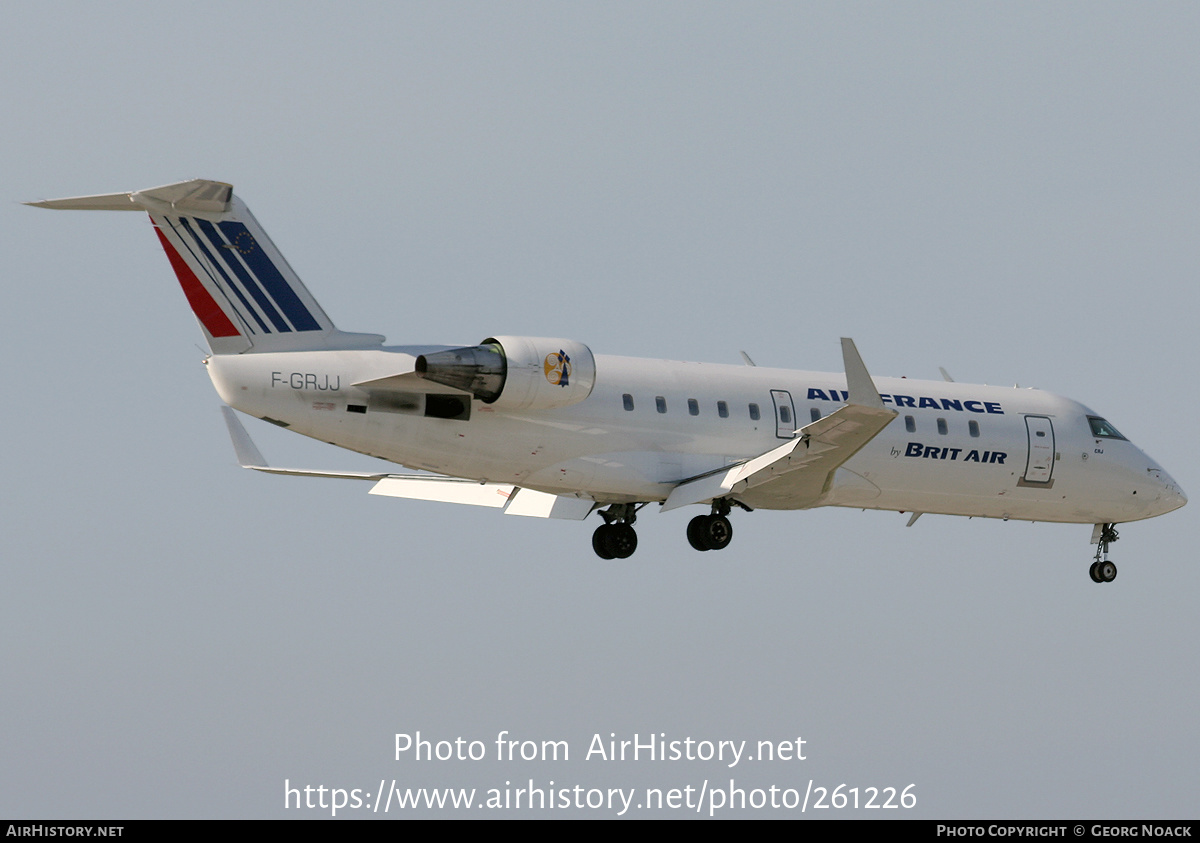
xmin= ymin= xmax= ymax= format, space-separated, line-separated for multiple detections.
xmin=415 ymin=336 xmax=596 ymax=411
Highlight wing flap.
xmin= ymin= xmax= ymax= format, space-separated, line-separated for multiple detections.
xmin=223 ymin=406 xmax=593 ymax=517
xmin=369 ymin=478 xmax=593 ymax=518
xmin=369 ymin=476 xmax=514 ymax=507
xmin=502 ymin=488 xmax=596 ymax=520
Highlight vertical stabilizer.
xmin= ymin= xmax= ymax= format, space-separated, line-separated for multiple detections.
xmin=28 ymin=179 xmax=384 ymax=354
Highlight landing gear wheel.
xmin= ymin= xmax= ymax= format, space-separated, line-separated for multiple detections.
xmin=609 ymin=523 xmax=637 ymax=559
xmin=592 ymin=524 xmax=615 ymax=560
xmin=687 ymin=515 xmax=713 ymax=551
xmin=687 ymin=514 xmax=733 ymax=551
xmin=592 ymin=522 xmax=637 ymax=559
xmin=1090 ymin=523 xmax=1120 ymax=584
xmin=592 ymin=503 xmax=642 ymax=559
xmin=705 ymin=515 xmax=733 ymax=550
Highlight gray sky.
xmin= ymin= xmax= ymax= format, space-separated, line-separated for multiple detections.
xmin=3 ymin=2 xmax=1197 ymax=818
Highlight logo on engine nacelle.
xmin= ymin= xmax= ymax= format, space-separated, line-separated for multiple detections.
xmin=544 ymin=350 xmax=572 ymax=387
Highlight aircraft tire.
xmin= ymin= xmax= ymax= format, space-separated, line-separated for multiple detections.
xmin=1098 ymin=560 xmax=1118 ymax=583
xmin=705 ymin=515 xmax=733 ymax=550
xmin=687 ymin=516 xmax=712 ymax=551
xmin=592 ymin=524 xmax=616 ymax=560
xmin=610 ymin=524 xmax=638 ymax=559
xmin=1089 ymin=562 xmax=1103 ymax=583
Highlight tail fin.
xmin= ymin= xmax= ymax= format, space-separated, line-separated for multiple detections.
xmin=28 ymin=179 xmax=384 ymax=355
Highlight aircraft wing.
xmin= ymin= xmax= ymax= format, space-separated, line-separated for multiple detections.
xmin=661 ymin=338 xmax=898 ymax=512
xmin=220 ymin=407 xmax=595 ymax=520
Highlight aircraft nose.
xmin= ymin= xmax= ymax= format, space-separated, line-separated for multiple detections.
xmin=1149 ymin=468 xmax=1187 ymax=515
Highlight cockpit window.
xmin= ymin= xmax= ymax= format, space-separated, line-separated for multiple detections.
xmin=1088 ymin=416 xmax=1126 ymax=440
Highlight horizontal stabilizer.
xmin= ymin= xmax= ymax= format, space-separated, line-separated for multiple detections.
xmin=28 ymin=192 xmax=145 ymax=212
xmin=27 ymin=179 xmax=234 ymax=216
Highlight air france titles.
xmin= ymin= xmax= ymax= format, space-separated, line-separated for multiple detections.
xmin=807 ymin=389 xmax=1004 ymax=415
xmin=586 ymin=733 xmax=805 ymax=768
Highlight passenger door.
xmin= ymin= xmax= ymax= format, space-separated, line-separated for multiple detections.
xmin=1023 ymin=415 xmax=1055 ymax=484
xmin=771 ymin=389 xmax=796 ymax=439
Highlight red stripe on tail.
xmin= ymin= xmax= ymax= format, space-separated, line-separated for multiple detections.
xmin=153 ymin=223 xmax=241 ymax=338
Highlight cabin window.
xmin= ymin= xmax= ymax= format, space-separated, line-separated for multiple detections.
xmin=905 ymin=415 xmax=915 ymax=433
xmin=717 ymin=401 xmax=729 ymax=418
xmin=622 ymin=393 xmax=634 ymax=411
xmin=937 ymin=417 xmax=948 ymax=435
xmin=969 ymin=420 xmax=980 ymax=437
xmin=779 ymin=405 xmax=792 ymax=425
xmin=749 ymin=403 xmax=761 ymax=421
xmin=811 ymin=408 xmax=821 ymax=423
xmin=1088 ymin=416 xmax=1127 ymax=440
xmin=688 ymin=398 xmax=699 ymax=416
xmin=656 ymin=396 xmax=667 ymax=414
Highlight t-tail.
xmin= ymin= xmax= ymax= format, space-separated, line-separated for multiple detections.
xmin=27 ymin=179 xmax=384 ymax=355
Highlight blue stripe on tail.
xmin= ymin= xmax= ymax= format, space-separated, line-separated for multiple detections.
xmin=217 ymin=221 xmax=321 ymax=332
xmin=195 ymin=219 xmax=292 ymax=333
xmin=178 ymin=218 xmax=269 ymax=335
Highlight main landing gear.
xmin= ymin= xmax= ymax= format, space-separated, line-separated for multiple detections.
xmin=1089 ymin=523 xmax=1119 ymax=584
xmin=687 ymin=499 xmax=746 ymax=552
xmin=592 ymin=503 xmax=641 ymax=559
xmin=591 ymin=498 xmax=751 ymax=558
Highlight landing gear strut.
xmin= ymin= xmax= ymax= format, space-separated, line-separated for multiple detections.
xmin=687 ymin=499 xmax=743 ymax=552
xmin=592 ymin=503 xmax=641 ymax=559
xmin=1089 ymin=523 xmax=1119 ymax=584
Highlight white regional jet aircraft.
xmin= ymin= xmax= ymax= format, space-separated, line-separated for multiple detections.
xmin=31 ymin=180 xmax=1186 ymax=582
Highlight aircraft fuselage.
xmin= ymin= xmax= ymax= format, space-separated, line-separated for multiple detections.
xmin=207 ymin=347 xmax=1184 ymax=525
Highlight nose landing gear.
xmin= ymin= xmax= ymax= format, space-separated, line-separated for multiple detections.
xmin=1089 ymin=523 xmax=1119 ymax=583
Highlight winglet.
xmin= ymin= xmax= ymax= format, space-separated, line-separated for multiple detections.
xmin=221 ymin=406 xmax=268 ymax=468
xmin=840 ymin=338 xmax=886 ymax=410
xmin=219 ymin=405 xmax=391 ymax=480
